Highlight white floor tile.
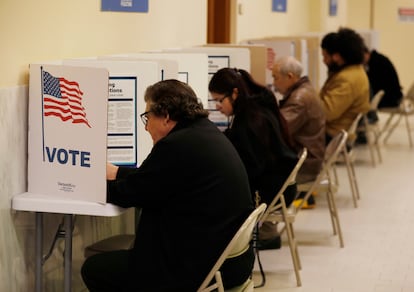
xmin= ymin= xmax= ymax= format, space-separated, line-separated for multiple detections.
xmin=252 ymin=113 xmax=414 ymax=291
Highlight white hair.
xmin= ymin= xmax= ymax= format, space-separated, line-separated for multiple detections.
xmin=274 ymin=56 xmax=303 ymax=77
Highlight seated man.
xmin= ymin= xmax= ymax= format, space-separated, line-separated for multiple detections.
xmin=81 ymin=80 xmax=255 ymax=291
xmin=320 ymin=27 xmax=370 ymax=144
xmin=273 ymin=56 xmax=326 ymax=208
xmin=357 ymin=45 xmax=404 ymax=140
xmin=364 ymin=46 xmax=403 ymax=109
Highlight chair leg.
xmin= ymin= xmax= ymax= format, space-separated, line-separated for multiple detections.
xmin=349 ymin=158 xmax=361 ymax=201
xmin=364 ymin=118 xmax=377 ymax=167
xmin=281 ymin=196 xmax=302 ymax=287
xmin=379 ymin=113 xmax=395 ymax=142
xmin=343 ymin=149 xmax=359 ymax=207
xmin=404 ymin=114 xmax=413 ymax=147
xmin=373 ymin=129 xmax=383 ymax=164
xmin=326 ymin=187 xmax=344 ymax=248
xmin=367 ymin=137 xmax=377 ymax=167
xmin=383 ymin=114 xmax=402 ymax=144
xmin=289 ymin=222 xmax=301 ymax=270
xmin=215 ymin=271 xmax=225 ymax=292
xmin=325 ymin=188 xmax=337 ymax=235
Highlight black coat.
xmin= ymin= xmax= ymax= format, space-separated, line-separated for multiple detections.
xmin=225 ymin=97 xmax=298 ymax=206
xmin=367 ymin=50 xmax=403 ymax=108
xmin=107 ymin=117 xmax=254 ymax=291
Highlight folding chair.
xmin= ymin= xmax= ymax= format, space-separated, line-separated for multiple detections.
xmin=197 ymin=203 xmax=267 ymax=292
xmin=358 ymin=90 xmax=385 ymax=166
xmin=379 ymin=81 xmax=414 ymax=147
xmin=297 ymin=131 xmax=348 ymax=248
xmin=256 ymin=148 xmax=308 ymax=287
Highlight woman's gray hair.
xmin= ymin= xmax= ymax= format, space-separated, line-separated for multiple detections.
xmin=275 ymin=56 xmax=303 ymax=78
xmin=144 ymin=79 xmax=208 ymax=121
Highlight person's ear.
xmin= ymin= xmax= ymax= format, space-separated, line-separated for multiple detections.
xmin=231 ymin=88 xmax=239 ymax=100
xmin=332 ymin=53 xmax=344 ymax=65
xmin=163 ymin=113 xmax=170 ymax=126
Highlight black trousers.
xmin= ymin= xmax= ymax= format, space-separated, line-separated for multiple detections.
xmin=81 ymin=250 xmax=134 ymax=292
xmin=81 ymin=246 xmax=254 ymax=291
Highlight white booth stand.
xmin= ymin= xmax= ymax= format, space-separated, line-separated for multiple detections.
xmin=163 ymin=46 xmax=251 ymax=131
xmin=100 ymin=52 xmax=209 ymax=108
xmin=12 ymin=60 xmax=166 ymax=292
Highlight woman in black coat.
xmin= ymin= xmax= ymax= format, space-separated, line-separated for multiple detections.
xmin=209 ymin=68 xmax=298 ymax=249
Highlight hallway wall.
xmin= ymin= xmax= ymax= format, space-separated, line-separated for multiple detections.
xmin=1 ymin=0 xmax=413 ymax=290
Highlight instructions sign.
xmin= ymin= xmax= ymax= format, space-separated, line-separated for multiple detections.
xmin=107 ymin=77 xmax=137 ymax=167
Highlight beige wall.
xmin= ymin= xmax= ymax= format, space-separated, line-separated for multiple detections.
xmin=1 ymin=0 xmax=414 ymax=290
xmin=0 ymin=0 xmax=207 ymax=87
xmin=234 ymin=0 xmax=413 ymax=91
xmin=373 ymin=1 xmax=414 ymax=91
xmin=235 ymin=0 xmax=312 ymax=42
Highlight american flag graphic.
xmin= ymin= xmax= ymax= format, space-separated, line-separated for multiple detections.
xmin=42 ymin=71 xmax=91 ymax=128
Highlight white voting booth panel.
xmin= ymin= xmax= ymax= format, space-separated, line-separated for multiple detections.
xmin=69 ymin=56 xmax=178 ymax=82
xmin=163 ymin=46 xmax=251 ymax=131
xmin=100 ymin=52 xmax=209 ymax=108
xmin=246 ymin=39 xmax=296 ymax=89
xmin=63 ymin=59 xmax=169 ymax=170
xmin=28 ymin=64 xmax=109 ymax=203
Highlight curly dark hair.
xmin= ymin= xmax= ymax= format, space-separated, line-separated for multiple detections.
xmin=144 ymin=79 xmax=208 ymax=121
xmin=321 ymin=27 xmax=365 ymax=65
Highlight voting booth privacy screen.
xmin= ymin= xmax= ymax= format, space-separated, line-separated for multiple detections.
xmin=28 ymin=64 xmax=109 ymax=203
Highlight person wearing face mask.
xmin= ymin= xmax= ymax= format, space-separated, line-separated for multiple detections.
xmin=272 ymin=56 xmax=326 ymax=208
xmin=81 ymin=79 xmax=255 ymax=291
xmin=320 ymin=27 xmax=370 ymax=144
xmin=209 ymin=67 xmax=298 ymax=250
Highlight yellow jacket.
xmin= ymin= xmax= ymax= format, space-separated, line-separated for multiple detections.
xmin=320 ymin=64 xmax=370 ymax=138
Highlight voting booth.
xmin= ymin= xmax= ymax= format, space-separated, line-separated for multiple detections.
xmin=202 ymin=43 xmax=268 ymax=85
xmin=26 ymin=58 xmax=173 ymax=204
xmin=63 ymin=58 xmax=175 ymax=170
xmin=163 ymin=46 xmax=251 ymax=130
xmin=16 ymin=59 xmax=172 ymax=292
xmin=99 ymin=52 xmax=209 ymax=108
xmin=243 ymin=36 xmax=321 ymax=92
xmin=28 ymin=64 xmax=109 ymax=203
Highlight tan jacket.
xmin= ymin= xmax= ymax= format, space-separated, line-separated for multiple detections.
xmin=280 ymin=76 xmax=326 ymax=183
xmin=320 ymin=65 xmax=370 ymax=138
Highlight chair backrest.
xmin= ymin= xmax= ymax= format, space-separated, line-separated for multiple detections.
xmin=297 ymin=131 xmax=348 ymax=210
xmin=197 ymin=203 xmax=267 ymax=292
xmin=370 ymin=90 xmax=385 ymax=110
xmin=324 ymin=130 xmax=348 ymax=163
xmin=347 ymin=113 xmax=363 ymax=148
xmin=405 ymin=81 xmax=414 ymax=102
xmin=260 ymin=148 xmax=307 ymax=221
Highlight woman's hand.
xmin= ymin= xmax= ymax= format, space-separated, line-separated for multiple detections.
xmin=106 ymin=163 xmax=119 ymax=180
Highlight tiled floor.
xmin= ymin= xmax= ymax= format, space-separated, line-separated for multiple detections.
xmin=252 ymin=113 xmax=414 ymax=292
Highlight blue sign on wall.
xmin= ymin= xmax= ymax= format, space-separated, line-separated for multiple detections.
xmin=329 ymin=0 xmax=337 ymax=16
xmin=272 ymin=0 xmax=287 ymax=12
xmin=102 ymin=0 xmax=148 ymax=13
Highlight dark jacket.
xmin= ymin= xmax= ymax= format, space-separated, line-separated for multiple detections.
xmin=279 ymin=76 xmax=326 ymax=183
xmin=225 ymin=94 xmax=298 ymax=206
xmin=367 ymin=50 xmax=403 ymax=108
xmin=108 ymin=117 xmax=254 ymax=291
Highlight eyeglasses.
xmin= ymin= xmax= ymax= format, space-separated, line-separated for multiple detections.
xmin=216 ymin=95 xmax=229 ymax=104
xmin=140 ymin=111 xmax=151 ymax=126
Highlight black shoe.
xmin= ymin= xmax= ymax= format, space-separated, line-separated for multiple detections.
xmin=257 ymin=236 xmax=281 ymax=250
xmin=355 ymin=132 xmax=367 ymax=145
